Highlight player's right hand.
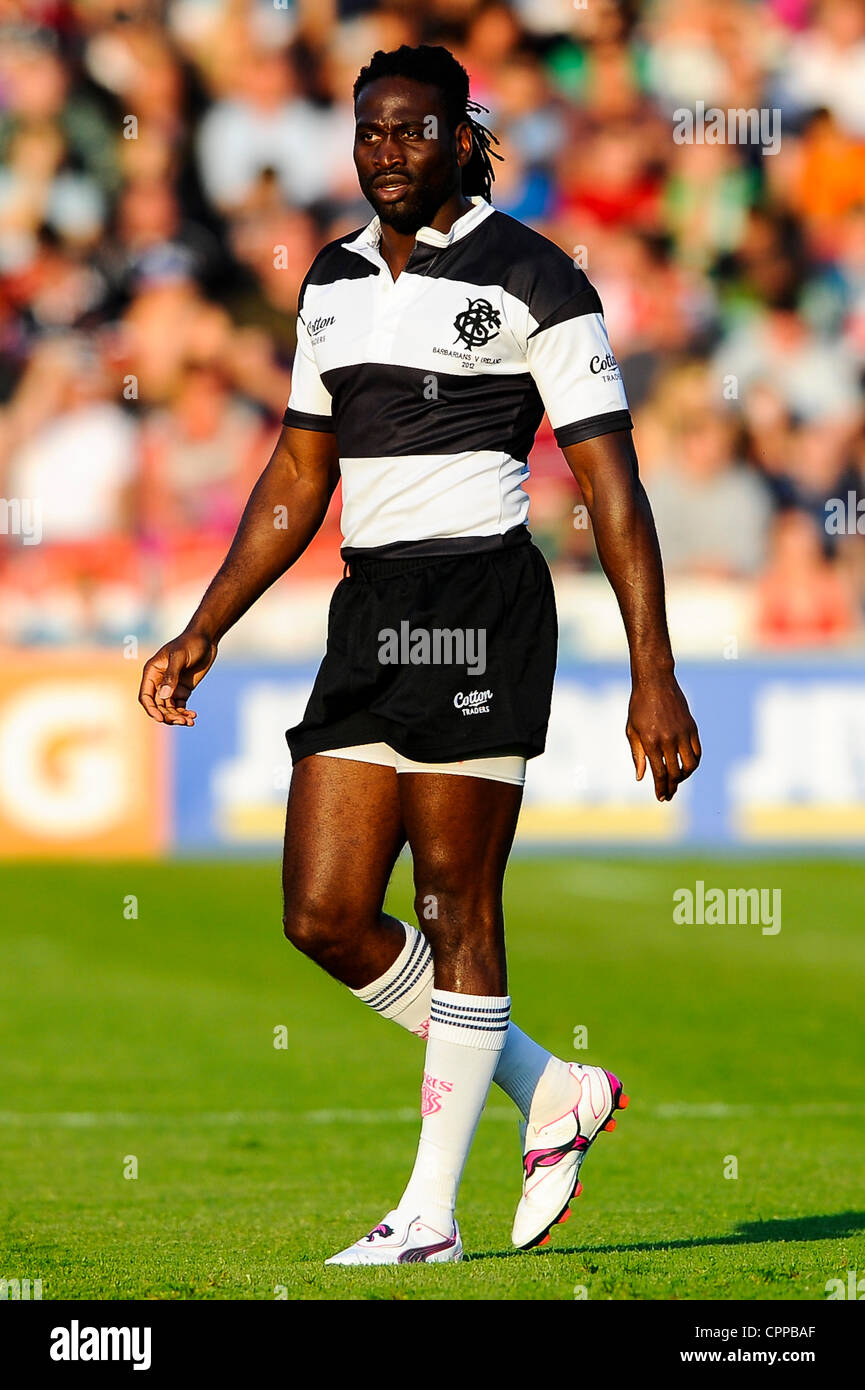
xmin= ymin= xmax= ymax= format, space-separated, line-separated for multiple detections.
xmin=138 ymin=630 xmax=218 ymax=725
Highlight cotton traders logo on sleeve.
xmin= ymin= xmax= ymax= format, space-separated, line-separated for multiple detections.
xmin=590 ymin=352 xmax=621 ymax=383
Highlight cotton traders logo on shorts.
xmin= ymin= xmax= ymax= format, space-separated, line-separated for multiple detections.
xmin=454 ymin=688 xmax=493 ymax=716
xmin=453 ymin=298 xmax=501 ymax=349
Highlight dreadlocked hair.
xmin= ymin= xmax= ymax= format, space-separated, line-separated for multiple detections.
xmin=353 ymin=44 xmax=503 ymax=202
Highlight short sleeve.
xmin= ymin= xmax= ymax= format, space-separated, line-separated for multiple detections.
xmin=524 ymin=275 xmax=632 ymax=449
xmin=282 ymin=306 xmax=334 ymax=433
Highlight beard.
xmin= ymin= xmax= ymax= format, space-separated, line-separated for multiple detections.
xmin=361 ymin=168 xmax=457 ymax=234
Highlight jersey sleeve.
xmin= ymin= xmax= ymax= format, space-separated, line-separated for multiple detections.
xmin=524 ymin=267 xmax=632 ymax=449
xmin=282 ymin=296 xmax=334 ymax=433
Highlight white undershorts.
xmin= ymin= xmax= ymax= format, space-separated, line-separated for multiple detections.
xmin=316 ymin=741 xmax=526 ymax=787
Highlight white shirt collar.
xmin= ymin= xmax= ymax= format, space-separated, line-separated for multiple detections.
xmin=343 ymin=195 xmax=495 ymax=258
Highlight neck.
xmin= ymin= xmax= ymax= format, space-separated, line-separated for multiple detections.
xmin=379 ymin=191 xmax=474 ymax=266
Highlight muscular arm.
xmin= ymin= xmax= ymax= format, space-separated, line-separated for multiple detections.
xmin=563 ymin=430 xmax=701 ymax=801
xmin=139 ymin=425 xmax=339 ymax=724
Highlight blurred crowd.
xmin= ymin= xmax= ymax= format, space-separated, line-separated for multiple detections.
xmin=1 ymin=0 xmax=864 ymax=651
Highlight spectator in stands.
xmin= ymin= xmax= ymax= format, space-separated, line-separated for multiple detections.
xmin=776 ymin=0 xmax=865 ymax=135
xmin=713 ymin=293 xmax=862 ymax=424
xmin=0 ymin=122 xmax=105 ymax=271
xmin=755 ymin=507 xmax=859 ymax=645
xmin=791 ymin=107 xmax=865 ymax=246
xmin=0 ymin=28 xmax=119 ymax=198
xmin=104 ymin=176 xmax=223 ymax=303
xmin=4 ymin=334 xmax=136 ymax=544
xmin=780 ymin=417 xmax=863 ymax=547
xmin=138 ymin=360 xmax=267 ymax=547
xmin=0 ymin=0 xmax=861 ymax=651
xmin=648 ymin=377 xmax=773 ymax=577
xmin=196 ymin=45 xmax=350 ymax=211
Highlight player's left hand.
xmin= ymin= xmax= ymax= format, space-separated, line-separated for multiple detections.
xmin=626 ymin=674 xmax=701 ymax=802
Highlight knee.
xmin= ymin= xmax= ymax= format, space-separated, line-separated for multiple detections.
xmin=282 ymin=891 xmax=345 ymax=959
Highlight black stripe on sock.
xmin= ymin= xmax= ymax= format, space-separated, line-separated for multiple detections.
xmin=366 ymin=934 xmax=430 ymax=1009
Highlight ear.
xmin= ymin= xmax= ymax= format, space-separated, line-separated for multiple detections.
xmin=454 ymin=119 xmax=473 ymax=170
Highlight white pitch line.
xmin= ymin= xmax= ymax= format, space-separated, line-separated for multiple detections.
xmin=0 ymin=1101 xmax=862 ymax=1128
xmin=0 ymin=1108 xmax=424 ymax=1128
xmin=654 ymin=1101 xmax=865 ymax=1119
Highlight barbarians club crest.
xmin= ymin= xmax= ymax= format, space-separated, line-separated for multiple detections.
xmin=453 ymin=297 xmax=501 ymax=349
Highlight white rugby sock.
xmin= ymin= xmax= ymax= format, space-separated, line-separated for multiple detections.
xmin=396 ymin=990 xmax=510 ymax=1233
xmin=351 ymin=922 xmax=555 ymax=1117
xmin=350 ymin=921 xmax=433 ymax=1037
xmin=494 ymin=1023 xmax=559 ymax=1118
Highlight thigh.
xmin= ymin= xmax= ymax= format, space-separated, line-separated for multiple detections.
xmin=283 ymin=753 xmax=406 ymax=916
xmin=397 ymin=771 xmax=523 ymax=900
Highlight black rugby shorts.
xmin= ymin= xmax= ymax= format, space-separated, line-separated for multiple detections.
xmin=286 ymin=526 xmax=558 ymax=765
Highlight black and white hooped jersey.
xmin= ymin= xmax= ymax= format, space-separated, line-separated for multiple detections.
xmin=283 ymin=196 xmax=632 ymax=554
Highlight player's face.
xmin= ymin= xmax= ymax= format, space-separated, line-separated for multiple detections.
xmin=354 ymin=77 xmax=465 ymax=234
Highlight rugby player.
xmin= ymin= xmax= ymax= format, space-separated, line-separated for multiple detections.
xmin=139 ymin=44 xmax=701 ymax=1264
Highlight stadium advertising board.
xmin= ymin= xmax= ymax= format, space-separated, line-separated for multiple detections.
xmin=2 ymin=656 xmax=862 ymax=857
xmin=167 ymin=660 xmax=865 ymax=853
xmin=0 ymin=652 xmax=167 ymax=858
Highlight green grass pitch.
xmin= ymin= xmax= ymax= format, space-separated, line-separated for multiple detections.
xmin=1 ymin=855 xmax=863 ymax=1301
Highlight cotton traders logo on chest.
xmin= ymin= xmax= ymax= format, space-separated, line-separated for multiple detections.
xmin=453 ymin=298 xmax=501 ymax=349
